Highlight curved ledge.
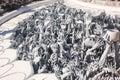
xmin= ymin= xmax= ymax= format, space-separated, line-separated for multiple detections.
xmin=0 ymin=0 xmax=58 ymax=26
xmin=0 ymin=0 xmax=119 ymax=26
xmin=64 ymin=0 xmax=120 ymax=16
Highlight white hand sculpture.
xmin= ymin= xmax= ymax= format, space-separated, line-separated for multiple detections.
xmin=103 ymin=29 xmax=120 ymax=43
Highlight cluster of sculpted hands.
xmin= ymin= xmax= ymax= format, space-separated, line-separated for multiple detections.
xmin=11 ymin=1 xmax=120 ymax=80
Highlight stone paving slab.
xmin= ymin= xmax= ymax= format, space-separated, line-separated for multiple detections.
xmin=0 ymin=61 xmax=33 ymax=80
xmin=0 ymin=49 xmax=17 ymax=67
xmin=0 ymin=73 xmax=26 ymax=80
xmin=27 ymin=73 xmax=58 ymax=80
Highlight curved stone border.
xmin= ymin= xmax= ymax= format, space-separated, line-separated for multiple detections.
xmin=64 ymin=0 xmax=120 ymax=16
xmin=0 ymin=0 xmax=58 ymax=26
xmin=1 ymin=0 xmax=120 ymax=26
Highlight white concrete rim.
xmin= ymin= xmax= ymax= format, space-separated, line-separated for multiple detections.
xmin=64 ymin=0 xmax=120 ymax=16
xmin=0 ymin=0 xmax=58 ymax=26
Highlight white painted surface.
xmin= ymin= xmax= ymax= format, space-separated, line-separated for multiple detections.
xmin=0 ymin=49 xmax=17 ymax=63
xmin=64 ymin=0 xmax=120 ymax=15
xmin=0 ymin=73 xmax=26 ymax=80
xmin=0 ymin=61 xmax=33 ymax=80
xmin=0 ymin=58 xmax=9 ymax=67
xmin=27 ymin=73 xmax=58 ymax=80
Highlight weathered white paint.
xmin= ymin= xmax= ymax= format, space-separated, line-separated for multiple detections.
xmin=64 ymin=0 xmax=120 ymax=15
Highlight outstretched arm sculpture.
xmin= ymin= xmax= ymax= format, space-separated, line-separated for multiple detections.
xmin=92 ymin=67 xmax=120 ymax=80
xmin=99 ymin=29 xmax=120 ymax=67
